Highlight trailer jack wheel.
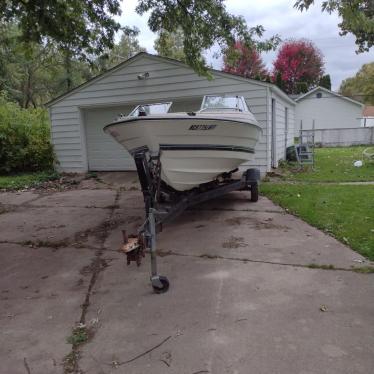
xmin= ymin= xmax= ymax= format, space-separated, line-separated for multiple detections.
xmin=151 ymin=275 xmax=169 ymax=293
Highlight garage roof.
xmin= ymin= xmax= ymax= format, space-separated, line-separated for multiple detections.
xmin=46 ymin=52 xmax=295 ymax=107
xmin=295 ymin=86 xmax=364 ymax=107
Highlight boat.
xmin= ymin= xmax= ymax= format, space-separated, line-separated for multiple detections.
xmin=105 ymin=96 xmax=262 ymax=292
xmin=104 ymin=95 xmax=262 ymax=191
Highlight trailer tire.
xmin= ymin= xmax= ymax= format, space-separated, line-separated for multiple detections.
xmin=250 ymin=182 xmax=259 ymax=202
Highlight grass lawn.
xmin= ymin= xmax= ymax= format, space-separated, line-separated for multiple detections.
xmin=280 ymin=146 xmax=374 ymax=182
xmin=261 ymin=183 xmax=374 ymax=260
xmin=262 ymin=146 xmax=374 ymax=260
xmin=0 ymin=170 xmax=59 ymax=190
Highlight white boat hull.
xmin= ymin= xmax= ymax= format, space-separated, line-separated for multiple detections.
xmin=105 ymin=113 xmax=261 ymax=191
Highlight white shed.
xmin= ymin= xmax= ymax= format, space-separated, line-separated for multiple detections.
xmin=295 ymin=86 xmax=364 ymax=132
xmin=47 ymin=52 xmax=295 ymax=173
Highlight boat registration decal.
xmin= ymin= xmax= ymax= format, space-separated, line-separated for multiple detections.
xmin=189 ymin=124 xmax=217 ymax=130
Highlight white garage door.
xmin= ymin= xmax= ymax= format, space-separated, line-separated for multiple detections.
xmin=84 ymin=106 xmax=135 ymax=171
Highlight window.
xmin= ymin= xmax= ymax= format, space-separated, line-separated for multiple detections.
xmin=316 ymin=92 xmax=322 ymax=98
xmin=129 ymin=102 xmax=172 ymax=117
xmin=200 ymin=96 xmax=249 ymax=112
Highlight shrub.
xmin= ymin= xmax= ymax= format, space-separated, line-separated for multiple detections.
xmin=0 ymin=93 xmax=55 ymax=173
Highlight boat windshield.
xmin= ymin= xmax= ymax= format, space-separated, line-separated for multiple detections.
xmin=200 ymin=96 xmax=249 ymax=112
xmin=129 ymin=102 xmax=172 ymax=117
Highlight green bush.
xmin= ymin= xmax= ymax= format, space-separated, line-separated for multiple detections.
xmin=0 ymin=93 xmax=55 ymax=173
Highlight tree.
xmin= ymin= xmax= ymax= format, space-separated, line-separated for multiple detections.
xmin=95 ymin=27 xmax=146 ymax=72
xmin=274 ymin=71 xmax=284 ymax=90
xmin=136 ymin=0 xmax=280 ymax=76
xmin=154 ymin=29 xmax=186 ymax=62
xmin=0 ymin=22 xmax=93 ymax=107
xmin=0 ymin=0 xmax=122 ymax=59
xmin=272 ymin=39 xmax=324 ymax=94
xmin=339 ymin=62 xmax=374 ymax=105
xmin=53 ymin=49 xmax=93 ymax=94
xmin=1 ymin=1 xmax=280 ymax=77
xmin=223 ymin=41 xmax=268 ymax=80
xmin=0 ymin=22 xmax=145 ymax=106
xmin=0 ymin=23 xmax=19 ymax=99
xmin=319 ymin=74 xmax=332 ymax=90
xmin=294 ymin=0 xmax=374 ymax=53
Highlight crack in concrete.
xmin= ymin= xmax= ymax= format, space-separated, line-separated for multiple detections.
xmin=63 ymin=190 xmax=121 ymax=374
xmin=23 ymin=357 xmax=31 ymax=374
xmin=0 ymin=240 xmax=123 ymax=255
xmin=157 ymin=250 xmax=374 ymax=274
xmin=189 ymin=207 xmax=285 ymax=214
xmin=1 ymin=240 xmax=372 ymax=275
xmin=1 ymin=203 xmax=120 ymax=211
xmin=0 ymin=210 xmax=132 ymax=252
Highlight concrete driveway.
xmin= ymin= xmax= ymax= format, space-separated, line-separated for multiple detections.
xmin=0 ymin=172 xmax=373 ymax=374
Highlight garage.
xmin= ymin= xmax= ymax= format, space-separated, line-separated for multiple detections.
xmin=83 ymin=106 xmax=134 ymax=170
xmin=47 ymin=52 xmax=295 ymax=174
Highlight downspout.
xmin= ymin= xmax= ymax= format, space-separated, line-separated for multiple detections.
xmin=266 ymin=86 xmax=271 ymax=172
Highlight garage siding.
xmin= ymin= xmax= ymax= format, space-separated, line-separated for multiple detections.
xmin=50 ymin=107 xmax=84 ymax=171
xmin=49 ymin=53 xmax=294 ymax=174
xmin=269 ymin=92 xmax=295 ymax=167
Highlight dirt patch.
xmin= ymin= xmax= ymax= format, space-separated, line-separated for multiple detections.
xmin=222 ymin=236 xmax=247 ymax=249
xmin=75 ymin=218 xmax=122 ymax=243
xmin=80 ymin=258 xmax=109 ymax=277
xmin=225 ymin=216 xmax=288 ymax=230
xmin=225 ymin=217 xmax=246 ymax=226
xmin=35 ymin=224 xmax=66 ymax=232
xmin=73 ymin=214 xmax=142 ymax=245
xmin=5 ymin=173 xmax=112 ymax=195
xmin=21 ymin=239 xmax=70 ymax=250
xmin=20 ymin=175 xmax=82 ymax=194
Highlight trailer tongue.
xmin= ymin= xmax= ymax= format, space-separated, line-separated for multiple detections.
xmin=121 ymin=149 xmax=260 ymax=293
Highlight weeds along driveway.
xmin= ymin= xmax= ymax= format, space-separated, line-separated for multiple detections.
xmin=0 ymin=175 xmax=373 ymax=374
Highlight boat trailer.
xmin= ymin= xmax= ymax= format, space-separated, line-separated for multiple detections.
xmin=122 ymin=150 xmax=260 ymax=293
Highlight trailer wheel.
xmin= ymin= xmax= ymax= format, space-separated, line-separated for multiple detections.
xmin=152 ymin=275 xmax=170 ymax=294
xmin=250 ymin=182 xmax=259 ymax=202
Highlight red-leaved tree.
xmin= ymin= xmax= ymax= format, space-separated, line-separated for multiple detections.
xmin=272 ymin=39 xmax=324 ymax=94
xmin=223 ymin=41 xmax=268 ymax=80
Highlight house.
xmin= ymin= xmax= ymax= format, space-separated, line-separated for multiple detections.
xmin=362 ymin=106 xmax=374 ymax=127
xmin=47 ymin=52 xmax=296 ymax=174
xmin=294 ymin=86 xmax=364 ymax=132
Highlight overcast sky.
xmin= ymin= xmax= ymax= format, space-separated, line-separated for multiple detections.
xmin=118 ymin=0 xmax=373 ymax=90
